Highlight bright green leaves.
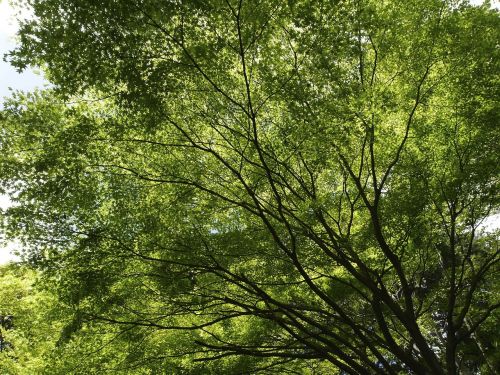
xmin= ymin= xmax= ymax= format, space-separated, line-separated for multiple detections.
xmin=0 ymin=264 xmax=67 ymax=374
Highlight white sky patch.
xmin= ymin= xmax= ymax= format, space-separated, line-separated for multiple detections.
xmin=0 ymin=240 xmax=21 ymax=265
xmin=470 ymin=0 xmax=500 ymax=8
xmin=0 ymin=0 xmax=44 ymax=264
xmin=0 ymin=194 xmax=12 ymax=211
xmin=0 ymin=0 xmax=36 ymax=48
xmin=478 ymin=213 xmax=500 ymax=234
xmin=0 ymin=1 xmax=18 ymax=36
xmin=0 ymin=0 xmax=46 ymax=105
xmin=0 ymin=194 xmax=20 ymax=264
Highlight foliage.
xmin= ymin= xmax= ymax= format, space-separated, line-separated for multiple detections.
xmin=0 ymin=264 xmax=61 ymax=373
xmin=0 ymin=0 xmax=499 ymax=373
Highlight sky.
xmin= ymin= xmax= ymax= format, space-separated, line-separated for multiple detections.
xmin=0 ymin=0 xmax=47 ymax=103
xmin=1 ymin=0 xmax=48 ymax=263
xmin=0 ymin=0 xmax=46 ymax=264
xmin=0 ymin=0 xmax=498 ymax=264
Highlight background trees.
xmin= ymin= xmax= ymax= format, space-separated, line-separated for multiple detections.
xmin=0 ymin=264 xmax=59 ymax=374
xmin=1 ymin=0 xmax=499 ymax=373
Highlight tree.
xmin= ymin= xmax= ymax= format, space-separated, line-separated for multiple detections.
xmin=0 ymin=264 xmax=60 ymax=373
xmin=0 ymin=263 xmax=138 ymax=374
xmin=1 ymin=0 xmax=499 ymax=373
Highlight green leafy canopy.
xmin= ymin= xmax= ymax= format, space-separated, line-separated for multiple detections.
xmin=0 ymin=0 xmax=499 ymax=373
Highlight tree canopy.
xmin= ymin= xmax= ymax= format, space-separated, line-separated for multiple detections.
xmin=1 ymin=0 xmax=499 ymax=373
